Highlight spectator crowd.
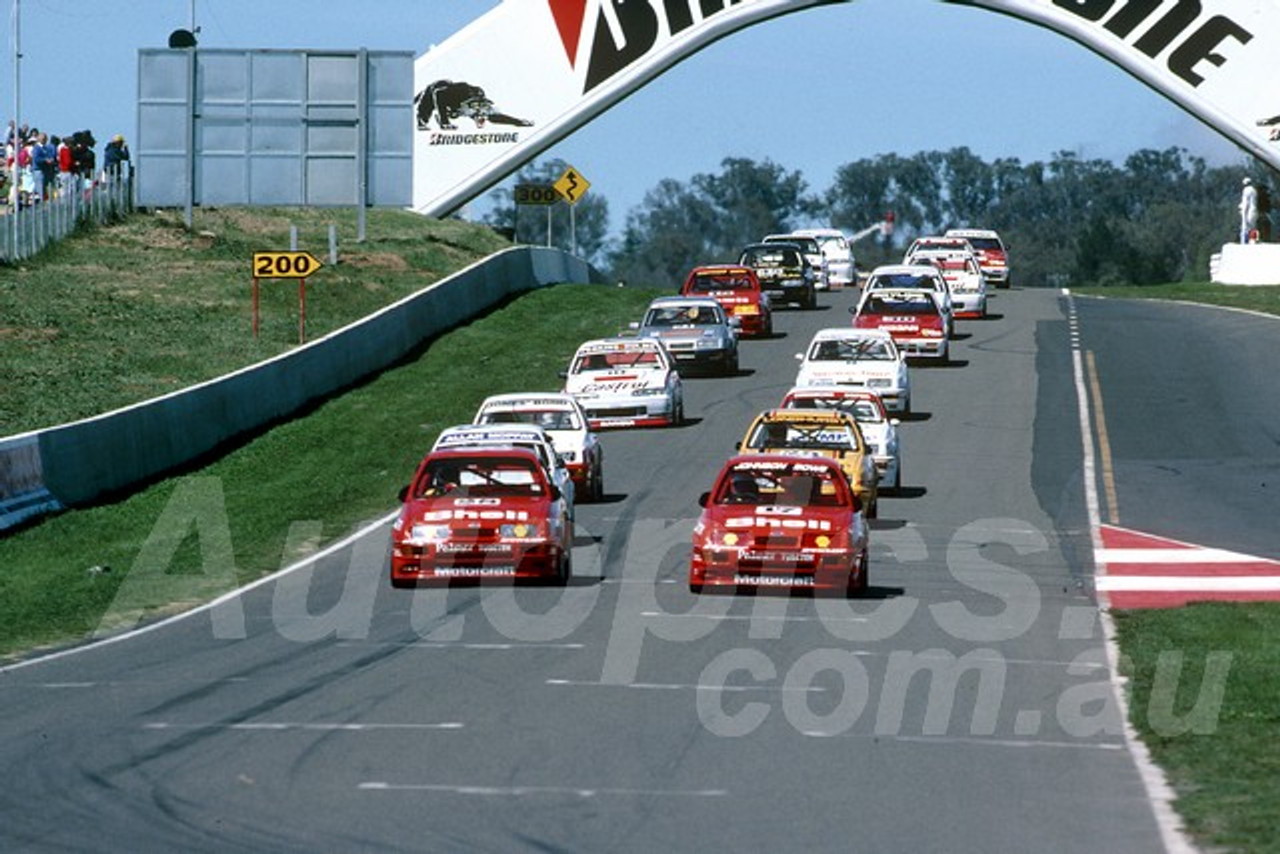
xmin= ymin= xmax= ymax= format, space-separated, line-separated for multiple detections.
xmin=3 ymin=120 xmax=130 ymax=212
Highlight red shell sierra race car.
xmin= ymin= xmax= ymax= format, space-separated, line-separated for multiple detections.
xmin=680 ymin=265 xmax=773 ymax=337
xmin=389 ymin=447 xmax=573 ymax=587
xmin=852 ymin=288 xmax=950 ymax=363
xmin=690 ymin=454 xmax=870 ymax=595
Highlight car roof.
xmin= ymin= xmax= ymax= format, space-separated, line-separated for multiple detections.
xmin=784 ymin=386 xmax=887 ymax=404
xmin=479 ymin=392 xmax=581 ymax=410
xmin=869 ymin=263 xmax=945 ymax=277
xmin=720 ymin=453 xmax=848 ymax=475
xmin=424 ymin=446 xmax=543 ymax=464
xmin=435 ymin=423 xmax=554 ymax=445
xmin=647 ymin=296 xmax=724 ymax=310
xmin=742 ymin=241 xmax=801 ymax=250
xmin=754 ymin=407 xmax=858 ymax=425
xmin=809 ymin=326 xmax=894 ymax=341
xmin=575 ymin=336 xmax=664 ymax=353
xmin=863 ymin=288 xmax=938 ymax=304
xmin=687 ymin=265 xmax=757 ymax=277
xmin=945 ymin=228 xmax=1000 ymax=238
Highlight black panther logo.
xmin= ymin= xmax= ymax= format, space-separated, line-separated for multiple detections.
xmin=415 ymin=80 xmax=533 ymax=131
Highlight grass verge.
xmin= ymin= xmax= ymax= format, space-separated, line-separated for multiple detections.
xmin=1080 ymin=282 xmax=1280 ymax=850
xmin=0 ymin=282 xmax=664 ymax=660
xmin=1114 ymin=604 xmax=1280 ymax=852
xmin=1072 ymin=281 xmax=1280 ymax=318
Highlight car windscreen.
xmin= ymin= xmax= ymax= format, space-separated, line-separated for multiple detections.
xmin=863 ymin=295 xmax=938 ymax=316
xmin=480 ymin=409 xmax=581 ymax=431
xmin=714 ymin=464 xmax=845 ymax=507
xmin=745 ymin=419 xmax=858 ymax=452
xmin=741 ymin=248 xmax=799 ymax=267
xmin=644 ymin=305 xmax=720 ymax=327
xmin=870 ymin=273 xmax=937 ymax=290
xmin=689 ymin=273 xmax=755 ymax=292
xmin=966 ymin=237 xmax=1003 ymax=251
xmin=414 ymin=457 xmax=545 ymax=499
xmin=807 ymin=338 xmax=894 ymax=361
xmin=572 ymin=349 xmax=664 ymax=372
xmin=788 ymin=396 xmax=884 ymax=423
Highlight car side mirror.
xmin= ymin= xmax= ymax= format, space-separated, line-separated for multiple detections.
xmin=848 ymin=306 xmax=857 ymax=315
xmin=851 ymin=493 xmax=863 ymax=513
xmin=698 ymin=491 xmax=711 ymax=508
xmin=728 ymin=316 xmax=742 ymax=329
xmin=558 ymin=370 xmax=569 ymax=379
xmin=548 ymin=484 xmax=562 ymax=502
xmin=628 ymin=321 xmax=640 ymax=330
xmin=794 ymin=352 xmax=804 ymax=360
xmin=889 ymin=418 xmax=901 ymax=426
xmin=398 ymin=485 xmax=410 ymax=503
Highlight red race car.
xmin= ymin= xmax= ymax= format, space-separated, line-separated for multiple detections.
xmin=390 ymin=447 xmax=573 ymax=587
xmin=852 ymin=288 xmax=950 ymax=363
xmin=680 ymin=265 xmax=773 ymax=337
xmin=689 ymin=454 xmax=870 ymax=595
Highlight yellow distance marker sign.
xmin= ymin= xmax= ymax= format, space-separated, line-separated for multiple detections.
xmin=253 ymin=251 xmax=324 ymax=279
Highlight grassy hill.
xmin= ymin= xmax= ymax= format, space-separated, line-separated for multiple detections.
xmin=0 ymin=206 xmax=512 ymax=436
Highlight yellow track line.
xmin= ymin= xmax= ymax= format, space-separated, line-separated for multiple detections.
xmin=1084 ymin=350 xmax=1119 ymax=524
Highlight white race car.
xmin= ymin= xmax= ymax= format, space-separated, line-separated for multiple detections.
xmin=905 ymin=248 xmax=988 ymax=319
xmin=431 ymin=423 xmax=575 ymax=509
xmin=780 ymin=386 xmax=902 ymax=493
xmin=473 ymin=392 xmax=605 ymax=501
xmin=562 ymin=337 xmax=684 ymax=429
xmin=793 ymin=327 xmax=911 ymax=415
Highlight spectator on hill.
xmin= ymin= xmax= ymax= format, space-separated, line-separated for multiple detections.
xmin=30 ymin=131 xmax=56 ymax=201
xmin=69 ymin=130 xmax=95 ymax=183
xmin=56 ymin=134 xmax=76 ymax=194
xmin=103 ymin=134 xmax=130 ymax=181
xmin=1240 ymin=177 xmax=1259 ymax=244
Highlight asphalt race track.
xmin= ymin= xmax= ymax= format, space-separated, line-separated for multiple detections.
xmin=10 ymin=283 xmax=1266 ymax=853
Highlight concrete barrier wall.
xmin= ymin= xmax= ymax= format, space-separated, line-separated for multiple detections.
xmin=0 ymin=246 xmax=603 ymax=526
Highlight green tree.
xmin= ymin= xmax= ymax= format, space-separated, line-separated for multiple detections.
xmin=607 ymin=157 xmax=819 ymax=287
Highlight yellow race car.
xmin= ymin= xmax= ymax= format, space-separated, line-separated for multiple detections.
xmin=736 ymin=408 xmax=879 ymax=517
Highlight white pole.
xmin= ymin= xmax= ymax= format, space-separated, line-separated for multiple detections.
xmin=11 ymin=0 xmax=21 ymax=255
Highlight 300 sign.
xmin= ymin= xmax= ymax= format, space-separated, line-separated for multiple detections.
xmin=253 ymin=251 xmax=325 ymax=279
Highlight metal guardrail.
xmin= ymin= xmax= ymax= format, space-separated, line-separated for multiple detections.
xmin=1 ymin=177 xmax=133 ymax=263
xmin=0 ymin=247 xmax=605 ymax=532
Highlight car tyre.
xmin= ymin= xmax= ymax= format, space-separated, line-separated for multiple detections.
xmin=589 ymin=464 xmax=604 ymax=502
xmin=689 ymin=581 xmax=703 ymax=595
xmin=847 ymin=551 xmax=869 ymax=597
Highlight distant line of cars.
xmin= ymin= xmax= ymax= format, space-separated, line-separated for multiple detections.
xmin=389 ymin=225 xmax=1009 ymax=597
xmin=692 ymin=225 xmax=1010 ymax=596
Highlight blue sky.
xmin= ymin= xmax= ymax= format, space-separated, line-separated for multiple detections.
xmin=3 ymin=0 xmax=1247 ymax=233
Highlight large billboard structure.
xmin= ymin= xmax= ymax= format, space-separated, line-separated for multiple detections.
xmin=136 ymin=49 xmax=413 ymax=213
xmin=411 ymin=0 xmax=1280 ymax=217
